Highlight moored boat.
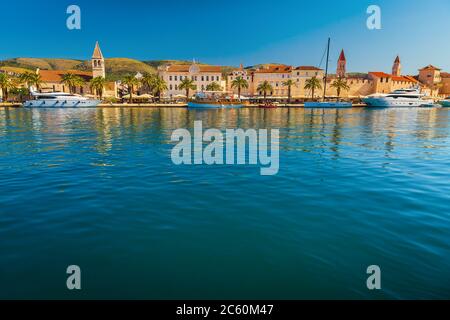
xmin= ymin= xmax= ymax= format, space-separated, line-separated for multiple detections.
xmin=303 ymin=38 xmax=353 ymax=109
xmin=23 ymin=91 xmax=101 ymax=108
xmin=259 ymin=103 xmax=277 ymax=108
xmin=363 ymin=88 xmax=432 ymax=108
xmin=439 ymin=97 xmax=450 ymax=107
xmin=304 ymin=101 xmax=352 ymax=108
xmin=187 ymin=91 xmax=243 ymax=109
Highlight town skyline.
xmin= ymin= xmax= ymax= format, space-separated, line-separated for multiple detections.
xmin=2 ymin=0 xmax=450 ymax=74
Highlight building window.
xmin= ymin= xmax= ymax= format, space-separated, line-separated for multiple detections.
xmin=175 ymin=85 xmax=178 ymax=90
xmin=201 ymin=76 xmax=204 ymax=81
xmin=216 ymin=76 xmax=219 ymax=81
xmin=170 ymin=84 xmax=173 ymax=90
xmin=175 ymin=76 xmax=178 ymax=81
xmin=206 ymin=76 xmax=209 ymax=81
xmin=169 ymin=76 xmax=172 ymax=81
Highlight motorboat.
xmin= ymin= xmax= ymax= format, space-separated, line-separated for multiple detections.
xmin=23 ymin=91 xmax=101 ymax=108
xmin=363 ymin=88 xmax=433 ymax=107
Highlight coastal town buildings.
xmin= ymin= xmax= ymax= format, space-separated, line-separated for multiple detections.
xmin=224 ymin=53 xmax=448 ymax=101
xmin=2 ymin=42 xmax=450 ymax=102
xmin=157 ymin=61 xmax=225 ymax=98
xmin=37 ymin=42 xmax=116 ymax=97
xmin=226 ymin=64 xmax=324 ymax=98
xmin=0 ymin=42 xmax=116 ymax=100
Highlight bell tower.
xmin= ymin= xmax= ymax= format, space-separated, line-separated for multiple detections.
xmin=92 ymin=41 xmax=105 ymax=78
xmin=392 ymin=55 xmax=401 ymax=76
xmin=337 ymin=49 xmax=346 ymax=78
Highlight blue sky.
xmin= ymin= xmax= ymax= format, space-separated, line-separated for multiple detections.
xmin=1 ymin=0 xmax=449 ymax=74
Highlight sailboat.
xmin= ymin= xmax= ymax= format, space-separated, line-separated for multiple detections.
xmin=304 ymin=38 xmax=353 ymax=108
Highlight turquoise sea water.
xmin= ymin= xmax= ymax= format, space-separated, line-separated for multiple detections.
xmin=0 ymin=107 xmax=450 ymax=299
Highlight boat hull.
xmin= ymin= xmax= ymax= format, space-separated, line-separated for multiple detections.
xmin=363 ymin=97 xmax=430 ymax=108
xmin=304 ymin=102 xmax=352 ymax=108
xmin=23 ymin=99 xmax=101 ymax=108
xmin=439 ymin=100 xmax=450 ymax=107
xmin=187 ymin=102 xmax=243 ymax=109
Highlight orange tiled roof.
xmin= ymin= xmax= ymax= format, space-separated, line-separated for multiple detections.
xmin=441 ymin=72 xmax=450 ymax=78
xmin=165 ymin=64 xmax=222 ymax=73
xmin=369 ymin=72 xmax=392 ymax=78
xmin=294 ymin=66 xmax=323 ymax=71
xmin=370 ymin=72 xmax=418 ymax=83
xmin=392 ymin=75 xmax=417 ymax=83
xmin=39 ymin=70 xmax=93 ymax=82
xmin=255 ymin=65 xmax=292 ymax=73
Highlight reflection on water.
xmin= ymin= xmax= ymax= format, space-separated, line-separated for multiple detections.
xmin=1 ymin=107 xmax=449 ymax=155
xmin=1 ymin=107 xmax=450 ymax=299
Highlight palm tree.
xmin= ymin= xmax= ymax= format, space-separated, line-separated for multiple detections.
xmin=10 ymin=87 xmax=29 ymax=102
xmin=257 ymin=81 xmax=273 ymax=102
xmin=0 ymin=73 xmax=13 ymax=102
xmin=304 ymin=76 xmax=322 ymax=100
xmin=20 ymin=71 xmax=42 ymax=92
xmin=282 ymin=79 xmax=296 ymax=103
xmin=179 ymin=78 xmax=197 ymax=100
xmin=61 ymin=73 xmax=85 ymax=93
xmin=231 ymin=76 xmax=249 ymax=98
xmin=140 ymin=72 xmax=155 ymax=93
xmin=205 ymin=82 xmax=222 ymax=91
xmin=151 ymin=75 xmax=168 ymax=101
xmin=330 ymin=78 xmax=350 ymax=99
xmin=122 ymin=75 xmax=140 ymax=103
xmin=89 ymin=76 xmax=106 ymax=99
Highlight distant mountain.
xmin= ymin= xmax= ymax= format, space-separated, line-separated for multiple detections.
xmin=0 ymin=58 xmax=236 ymax=81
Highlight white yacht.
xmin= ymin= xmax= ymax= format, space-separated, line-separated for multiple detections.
xmin=363 ymin=88 xmax=432 ymax=108
xmin=23 ymin=91 xmax=101 ymax=108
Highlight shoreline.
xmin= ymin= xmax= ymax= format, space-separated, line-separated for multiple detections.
xmin=0 ymin=102 xmax=368 ymax=108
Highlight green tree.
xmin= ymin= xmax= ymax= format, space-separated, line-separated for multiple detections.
xmin=179 ymin=78 xmax=197 ymax=99
xmin=122 ymin=75 xmax=140 ymax=103
xmin=330 ymin=78 xmax=350 ymax=99
xmin=205 ymin=81 xmax=222 ymax=91
xmin=151 ymin=75 xmax=168 ymax=101
xmin=231 ymin=76 xmax=249 ymax=98
xmin=0 ymin=73 xmax=14 ymax=102
xmin=304 ymin=76 xmax=322 ymax=99
xmin=257 ymin=81 xmax=273 ymax=101
xmin=10 ymin=87 xmax=29 ymax=102
xmin=140 ymin=72 xmax=156 ymax=92
xmin=20 ymin=71 xmax=42 ymax=91
xmin=61 ymin=73 xmax=85 ymax=94
xmin=282 ymin=79 xmax=297 ymax=103
xmin=89 ymin=76 xmax=106 ymax=99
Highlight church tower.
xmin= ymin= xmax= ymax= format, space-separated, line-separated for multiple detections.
xmin=92 ymin=41 xmax=105 ymax=78
xmin=392 ymin=55 xmax=401 ymax=76
xmin=337 ymin=49 xmax=346 ymax=78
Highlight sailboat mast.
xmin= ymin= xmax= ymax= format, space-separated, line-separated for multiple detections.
xmin=323 ymin=37 xmax=330 ymax=100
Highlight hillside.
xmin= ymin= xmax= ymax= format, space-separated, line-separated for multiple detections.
xmin=0 ymin=57 xmax=236 ymax=80
xmin=0 ymin=58 xmax=84 ymax=71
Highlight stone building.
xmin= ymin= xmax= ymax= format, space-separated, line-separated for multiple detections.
xmin=157 ymin=61 xmax=225 ymax=98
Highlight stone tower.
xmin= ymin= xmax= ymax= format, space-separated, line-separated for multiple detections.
xmin=392 ymin=55 xmax=401 ymax=76
xmin=337 ymin=49 xmax=346 ymax=78
xmin=92 ymin=41 xmax=105 ymax=78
